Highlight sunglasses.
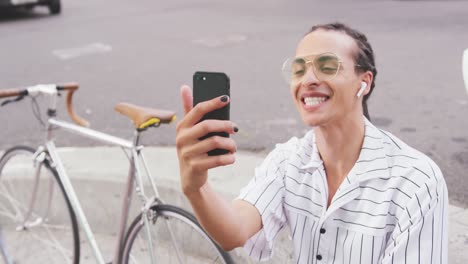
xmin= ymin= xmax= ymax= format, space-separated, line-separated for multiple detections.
xmin=282 ymin=52 xmax=346 ymax=85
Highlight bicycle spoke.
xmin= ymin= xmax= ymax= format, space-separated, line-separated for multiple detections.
xmin=123 ymin=205 xmax=232 ymax=264
xmin=128 ymin=254 xmax=139 ymax=264
xmin=0 ymin=197 xmax=18 ymax=220
xmin=0 ymin=189 xmax=47 ymax=230
xmin=42 ymin=223 xmax=76 ymax=231
xmin=33 ymin=232 xmax=65 ymax=264
xmin=164 ymin=217 xmax=186 ymax=264
xmin=32 ymin=228 xmax=71 ymax=261
xmin=0 ymin=146 xmax=79 ymax=264
xmin=0 ymin=182 xmax=25 ymax=220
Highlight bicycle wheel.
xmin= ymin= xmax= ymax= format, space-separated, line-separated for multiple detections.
xmin=122 ymin=204 xmax=234 ymax=264
xmin=0 ymin=146 xmax=80 ymax=264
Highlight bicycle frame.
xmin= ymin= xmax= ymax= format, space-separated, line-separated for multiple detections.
xmin=30 ymin=90 xmax=164 ymax=264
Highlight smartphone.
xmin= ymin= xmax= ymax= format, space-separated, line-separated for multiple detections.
xmin=193 ymin=71 xmax=230 ymax=156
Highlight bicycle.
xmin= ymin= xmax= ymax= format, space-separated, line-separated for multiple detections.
xmin=0 ymin=83 xmax=234 ymax=264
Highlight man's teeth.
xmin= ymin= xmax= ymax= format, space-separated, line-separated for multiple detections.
xmin=304 ymin=97 xmax=327 ymax=106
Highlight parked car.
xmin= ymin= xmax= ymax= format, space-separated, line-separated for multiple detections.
xmin=0 ymin=0 xmax=61 ymax=15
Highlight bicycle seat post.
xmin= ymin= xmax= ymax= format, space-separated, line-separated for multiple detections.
xmin=133 ymin=130 xmax=142 ymax=149
xmin=131 ymin=130 xmax=146 ymax=201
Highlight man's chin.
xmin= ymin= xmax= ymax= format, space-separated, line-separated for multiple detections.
xmin=301 ymin=116 xmax=325 ymax=127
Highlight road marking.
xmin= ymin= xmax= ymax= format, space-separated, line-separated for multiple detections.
xmin=52 ymin=43 xmax=112 ymax=60
xmin=192 ymin=34 xmax=247 ymax=48
xmin=463 ymin=48 xmax=468 ymax=94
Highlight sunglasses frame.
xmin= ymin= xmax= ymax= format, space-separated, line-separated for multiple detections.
xmin=282 ymin=52 xmax=361 ymax=85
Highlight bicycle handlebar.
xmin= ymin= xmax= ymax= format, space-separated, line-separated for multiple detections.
xmin=64 ymin=84 xmax=89 ymax=127
xmin=0 ymin=88 xmax=27 ymax=98
xmin=0 ymin=82 xmax=89 ymax=127
xmin=57 ymin=82 xmax=79 ymax=91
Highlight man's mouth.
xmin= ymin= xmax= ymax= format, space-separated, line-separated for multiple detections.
xmin=302 ymin=96 xmax=330 ymax=107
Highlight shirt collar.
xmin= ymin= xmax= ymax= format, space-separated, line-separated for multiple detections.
xmin=299 ymin=117 xmax=390 ymax=182
xmin=300 ymin=130 xmax=322 ymax=170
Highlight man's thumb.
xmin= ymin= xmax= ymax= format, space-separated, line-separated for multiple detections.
xmin=180 ymin=85 xmax=193 ymax=114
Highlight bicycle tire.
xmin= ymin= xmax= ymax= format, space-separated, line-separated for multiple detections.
xmin=0 ymin=145 xmax=80 ymax=264
xmin=122 ymin=203 xmax=234 ymax=264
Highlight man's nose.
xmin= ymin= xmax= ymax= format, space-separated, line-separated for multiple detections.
xmin=301 ymin=66 xmax=320 ymax=86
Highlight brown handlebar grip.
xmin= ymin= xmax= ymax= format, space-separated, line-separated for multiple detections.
xmin=58 ymin=82 xmax=79 ymax=91
xmin=66 ymin=89 xmax=90 ymax=127
xmin=0 ymin=89 xmax=22 ymax=98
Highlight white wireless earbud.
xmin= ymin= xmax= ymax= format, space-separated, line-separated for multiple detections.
xmin=357 ymin=82 xmax=367 ymax=98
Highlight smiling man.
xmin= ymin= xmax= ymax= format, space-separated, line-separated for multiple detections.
xmin=176 ymin=22 xmax=448 ymax=263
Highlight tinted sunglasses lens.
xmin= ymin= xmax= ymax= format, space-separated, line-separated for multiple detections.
xmin=314 ymin=55 xmax=340 ymax=80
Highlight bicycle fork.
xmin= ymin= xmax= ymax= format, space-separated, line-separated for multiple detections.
xmin=16 ymin=147 xmax=49 ymax=231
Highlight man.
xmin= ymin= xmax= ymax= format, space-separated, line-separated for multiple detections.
xmin=175 ymin=22 xmax=448 ymax=263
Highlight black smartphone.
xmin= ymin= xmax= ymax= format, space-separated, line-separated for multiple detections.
xmin=193 ymin=71 xmax=230 ymax=156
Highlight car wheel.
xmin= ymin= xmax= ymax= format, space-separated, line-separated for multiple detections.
xmin=48 ymin=0 xmax=61 ymax=15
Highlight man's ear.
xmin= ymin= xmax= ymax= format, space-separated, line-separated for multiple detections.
xmin=360 ymin=71 xmax=373 ymax=97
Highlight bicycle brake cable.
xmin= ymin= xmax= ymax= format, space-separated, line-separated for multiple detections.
xmin=1 ymin=95 xmax=25 ymax=107
xmin=31 ymin=96 xmax=46 ymax=128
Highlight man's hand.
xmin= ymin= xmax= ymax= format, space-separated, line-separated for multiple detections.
xmin=175 ymin=85 xmax=262 ymax=250
xmin=176 ymin=85 xmax=238 ymax=195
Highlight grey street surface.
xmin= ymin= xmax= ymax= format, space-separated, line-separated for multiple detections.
xmin=1 ymin=0 xmax=468 ymax=206
xmin=1 ymin=0 xmax=468 ymax=207
xmin=1 ymin=0 xmax=468 ymax=262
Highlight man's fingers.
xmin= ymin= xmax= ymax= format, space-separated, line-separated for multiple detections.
xmin=189 ymin=153 xmax=236 ymax=172
xmin=180 ymin=85 xmax=193 ymax=115
xmin=182 ymin=120 xmax=238 ymax=142
xmin=184 ymin=95 xmax=230 ymax=127
xmin=181 ymin=136 xmax=237 ymax=159
xmin=176 ymin=120 xmax=238 ymax=150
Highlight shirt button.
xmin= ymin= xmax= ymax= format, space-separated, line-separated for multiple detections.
xmin=320 ymin=228 xmax=326 ymax=234
xmin=316 ymin=254 xmax=322 ymax=260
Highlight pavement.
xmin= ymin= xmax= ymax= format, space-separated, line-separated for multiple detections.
xmin=8 ymin=146 xmax=464 ymax=264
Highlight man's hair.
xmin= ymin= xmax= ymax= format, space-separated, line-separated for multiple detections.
xmin=308 ymin=22 xmax=377 ymax=120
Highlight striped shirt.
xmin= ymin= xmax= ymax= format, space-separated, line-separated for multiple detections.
xmin=237 ymin=118 xmax=448 ymax=264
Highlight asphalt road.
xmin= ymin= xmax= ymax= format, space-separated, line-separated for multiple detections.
xmin=1 ymin=0 xmax=468 ymax=207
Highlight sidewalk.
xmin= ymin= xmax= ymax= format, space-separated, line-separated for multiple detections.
xmin=8 ymin=146 xmax=468 ymax=263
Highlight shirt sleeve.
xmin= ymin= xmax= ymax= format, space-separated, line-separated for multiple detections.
xmin=235 ymin=144 xmax=290 ymax=261
xmin=381 ymin=161 xmax=449 ymax=264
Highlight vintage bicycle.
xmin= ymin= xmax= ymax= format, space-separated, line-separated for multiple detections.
xmin=0 ymin=83 xmax=234 ymax=264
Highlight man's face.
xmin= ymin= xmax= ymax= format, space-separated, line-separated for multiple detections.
xmin=289 ymin=30 xmax=364 ymax=127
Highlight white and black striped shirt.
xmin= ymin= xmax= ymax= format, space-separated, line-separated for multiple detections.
xmin=237 ymin=118 xmax=448 ymax=263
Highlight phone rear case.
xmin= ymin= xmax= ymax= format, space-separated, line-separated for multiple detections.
xmin=193 ymin=71 xmax=230 ymax=156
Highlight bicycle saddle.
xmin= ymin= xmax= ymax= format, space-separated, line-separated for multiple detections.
xmin=115 ymin=102 xmax=176 ymax=130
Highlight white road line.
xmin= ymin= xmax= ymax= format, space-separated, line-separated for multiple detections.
xmin=463 ymin=48 xmax=468 ymax=94
xmin=52 ymin=43 xmax=112 ymax=60
xmin=192 ymin=34 xmax=247 ymax=48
